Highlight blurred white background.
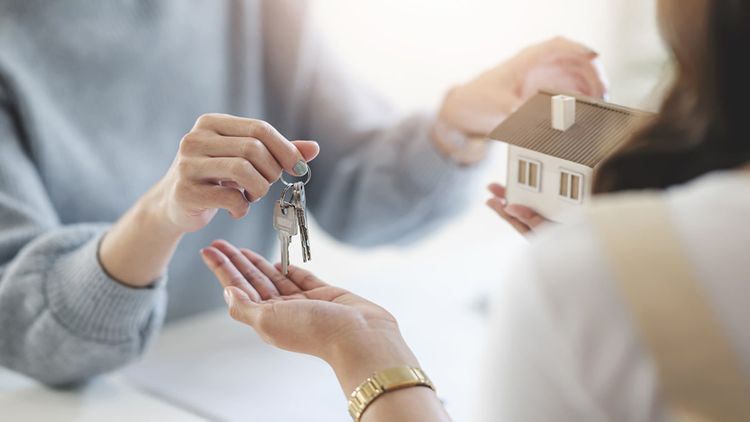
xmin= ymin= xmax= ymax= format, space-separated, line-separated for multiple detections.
xmin=125 ymin=2 xmax=672 ymax=421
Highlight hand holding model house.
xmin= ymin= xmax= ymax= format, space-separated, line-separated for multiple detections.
xmin=488 ymin=92 xmax=649 ymax=229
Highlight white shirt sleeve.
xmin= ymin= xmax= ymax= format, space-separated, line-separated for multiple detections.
xmin=476 ymin=221 xmax=668 ymax=422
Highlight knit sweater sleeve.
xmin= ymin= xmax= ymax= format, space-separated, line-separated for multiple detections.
xmin=0 ymin=88 xmax=166 ymax=386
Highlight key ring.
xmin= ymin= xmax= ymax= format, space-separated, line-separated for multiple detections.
xmin=280 ymin=166 xmax=311 ymax=187
xmin=280 ymin=183 xmax=294 ymax=205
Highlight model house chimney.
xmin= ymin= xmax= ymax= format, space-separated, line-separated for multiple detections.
xmin=552 ymin=95 xmax=576 ymax=131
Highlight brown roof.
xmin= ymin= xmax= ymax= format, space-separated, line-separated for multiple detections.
xmin=489 ymin=91 xmax=651 ymax=168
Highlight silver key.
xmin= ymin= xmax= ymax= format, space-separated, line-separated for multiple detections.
xmin=273 ymin=200 xmax=297 ymax=274
xmin=292 ymin=182 xmax=311 ymax=262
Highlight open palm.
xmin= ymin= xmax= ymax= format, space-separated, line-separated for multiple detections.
xmin=200 ymin=240 xmax=397 ymax=360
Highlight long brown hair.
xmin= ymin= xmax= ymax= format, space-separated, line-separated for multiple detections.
xmin=594 ymin=0 xmax=750 ymax=193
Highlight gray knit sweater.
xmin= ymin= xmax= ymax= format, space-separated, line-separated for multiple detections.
xmin=0 ymin=0 xmax=474 ymax=385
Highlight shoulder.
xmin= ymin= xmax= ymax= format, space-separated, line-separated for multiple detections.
xmin=524 ymin=172 xmax=750 ymax=353
xmin=488 ymin=174 xmax=750 ymax=420
xmin=522 ymin=211 xmax=619 ymax=318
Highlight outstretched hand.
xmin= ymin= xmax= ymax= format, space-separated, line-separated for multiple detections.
xmin=199 ymin=240 xmax=404 ymax=365
xmin=438 ymin=37 xmax=606 ymax=139
xmin=486 ymin=183 xmax=552 ymax=235
xmin=200 ymin=241 xmax=449 ymax=420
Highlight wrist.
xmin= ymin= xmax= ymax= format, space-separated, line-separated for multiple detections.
xmin=431 ymin=119 xmax=490 ymax=166
xmin=324 ymin=330 xmax=420 ymax=396
xmin=137 ymin=180 xmax=185 ymax=239
xmin=98 ymin=181 xmax=184 ymax=288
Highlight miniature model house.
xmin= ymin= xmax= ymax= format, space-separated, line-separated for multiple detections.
xmin=490 ymin=91 xmax=648 ymax=223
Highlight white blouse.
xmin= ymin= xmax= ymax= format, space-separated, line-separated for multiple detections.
xmin=477 ymin=170 xmax=750 ymax=422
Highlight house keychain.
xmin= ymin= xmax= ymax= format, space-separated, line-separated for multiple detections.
xmin=272 ymin=167 xmax=312 ymax=275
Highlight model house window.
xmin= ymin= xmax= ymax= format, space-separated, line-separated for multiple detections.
xmin=559 ymin=171 xmax=583 ymax=201
xmin=518 ymin=159 xmax=541 ymax=190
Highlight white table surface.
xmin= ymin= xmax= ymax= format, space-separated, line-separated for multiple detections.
xmin=0 ymin=367 xmax=205 ymax=422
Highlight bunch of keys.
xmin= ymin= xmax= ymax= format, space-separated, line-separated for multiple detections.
xmin=273 ymin=168 xmax=312 ymax=275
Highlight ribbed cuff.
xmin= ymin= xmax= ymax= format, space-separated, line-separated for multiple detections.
xmin=45 ymin=231 xmax=166 ymax=343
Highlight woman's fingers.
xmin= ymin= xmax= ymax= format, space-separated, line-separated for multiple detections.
xmin=240 ymin=248 xmax=301 ymax=296
xmin=177 ymin=184 xmax=250 ymax=219
xmin=186 ymin=156 xmax=270 ymax=202
xmin=517 ymin=37 xmax=606 ymax=100
xmin=487 ymin=180 xmax=551 ymax=233
xmin=505 ymin=204 xmax=549 ymax=229
xmin=168 ymin=115 xmax=318 ymax=233
xmin=192 ymin=114 xmax=311 ymax=176
xmin=486 ymin=198 xmax=531 ymax=235
xmin=192 ymin=135 xmax=283 ymax=183
xmin=280 ymin=264 xmax=329 ymax=291
xmin=488 ymin=183 xmax=507 ymax=199
xmin=552 ymin=56 xmax=607 ymax=99
xmin=291 ymin=140 xmax=321 ymax=163
xmin=211 ymin=240 xmax=281 ymax=300
xmin=200 ymin=247 xmax=262 ymax=302
xmin=486 ymin=184 xmax=540 ymax=234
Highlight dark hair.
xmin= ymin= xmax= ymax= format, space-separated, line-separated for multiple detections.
xmin=593 ymin=0 xmax=750 ymax=193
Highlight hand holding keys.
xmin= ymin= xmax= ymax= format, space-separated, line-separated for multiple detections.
xmin=273 ymin=168 xmax=312 ymax=274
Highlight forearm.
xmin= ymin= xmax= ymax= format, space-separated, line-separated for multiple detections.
xmin=0 ymin=109 xmax=166 ymax=384
xmin=99 ymin=181 xmax=183 ymax=287
xmin=326 ymin=333 xmax=451 ymax=422
xmin=0 ymin=225 xmax=166 ymax=385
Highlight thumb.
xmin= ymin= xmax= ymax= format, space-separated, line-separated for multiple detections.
xmin=292 ymin=140 xmax=320 ymax=163
xmin=224 ymin=286 xmax=260 ymax=326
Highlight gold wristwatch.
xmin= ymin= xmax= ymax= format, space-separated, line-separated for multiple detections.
xmin=347 ymin=366 xmax=435 ymax=421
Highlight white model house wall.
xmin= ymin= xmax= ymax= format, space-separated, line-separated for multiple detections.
xmin=505 ymin=145 xmax=594 ymax=223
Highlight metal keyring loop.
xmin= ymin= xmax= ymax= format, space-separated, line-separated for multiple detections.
xmin=280 ymin=183 xmax=294 ymax=204
xmin=280 ymin=166 xmax=311 ymax=187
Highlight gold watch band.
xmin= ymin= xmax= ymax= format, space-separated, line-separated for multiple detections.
xmin=347 ymin=366 xmax=435 ymax=422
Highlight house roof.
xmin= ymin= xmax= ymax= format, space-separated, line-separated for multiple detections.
xmin=489 ymin=91 xmax=651 ymax=168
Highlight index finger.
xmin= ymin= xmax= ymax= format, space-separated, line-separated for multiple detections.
xmin=195 ymin=114 xmax=308 ymax=176
xmin=200 ymin=247 xmax=262 ymax=302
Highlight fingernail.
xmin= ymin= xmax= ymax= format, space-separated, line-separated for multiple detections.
xmin=199 ymin=248 xmax=207 ymax=255
xmin=223 ymin=288 xmax=232 ymax=306
xmin=293 ymin=160 xmax=309 ymax=176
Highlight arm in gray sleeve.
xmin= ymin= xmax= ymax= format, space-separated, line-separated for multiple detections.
xmin=0 ymin=93 xmax=166 ymax=386
xmin=261 ymin=1 xmax=483 ymax=247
